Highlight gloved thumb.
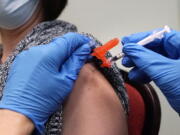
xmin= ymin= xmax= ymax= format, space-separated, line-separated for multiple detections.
xmin=122 ymin=43 xmax=173 ymax=80
xmin=59 ymin=43 xmax=91 ymax=82
xmin=44 ymin=32 xmax=90 ymax=67
xmin=164 ymin=30 xmax=180 ymax=59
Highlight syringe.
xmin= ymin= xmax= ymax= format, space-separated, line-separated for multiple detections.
xmin=110 ymin=25 xmax=171 ymax=62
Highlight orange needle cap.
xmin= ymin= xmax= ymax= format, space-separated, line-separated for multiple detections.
xmin=91 ymin=38 xmax=119 ymax=68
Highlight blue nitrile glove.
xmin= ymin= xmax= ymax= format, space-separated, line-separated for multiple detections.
xmin=122 ymin=43 xmax=180 ymax=114
xmin=122 ymin=30 xmax=180 ymax=83
xmin=122 ymin=30 xmax=180 ymax=59
xmin=0 ymin=32 xmax=92 ymax=134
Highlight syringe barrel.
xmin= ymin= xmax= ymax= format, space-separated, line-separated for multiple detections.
xmin=137 ymin=25 xmax=170 ymax=46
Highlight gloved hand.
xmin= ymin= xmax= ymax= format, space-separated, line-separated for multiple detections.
xmin=122 ymin=30 xmax=180 ymax=59
xmin=0 ymin=33 xmax=92 ymax=134
xmin=121 ymin=30 xmax=180 ymax=114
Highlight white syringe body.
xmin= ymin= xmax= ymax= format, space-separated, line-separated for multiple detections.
xmin=111 ymin=25 xmax=171 ymax=61
xmin=137 ymin=25 xmax=170 ymax=46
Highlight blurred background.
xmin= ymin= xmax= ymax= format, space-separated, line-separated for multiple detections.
xmin=60 ymin=0 xmax=180 ymax=135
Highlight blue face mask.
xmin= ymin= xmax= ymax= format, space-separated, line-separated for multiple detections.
xmin=0 ymin=0 xmax=40 ymax=30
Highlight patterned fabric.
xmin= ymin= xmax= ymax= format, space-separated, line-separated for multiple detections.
xmin=0 ymin=20 xmax=128 ymax=134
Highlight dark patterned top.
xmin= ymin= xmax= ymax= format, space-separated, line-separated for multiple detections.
xmin=0 ymin=20 xmax=128 ymax=135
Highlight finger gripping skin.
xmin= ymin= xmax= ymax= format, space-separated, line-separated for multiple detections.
xmin=164 ymin=31 xmax=180 ymax=59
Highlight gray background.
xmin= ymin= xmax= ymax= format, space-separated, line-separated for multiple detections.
xmin=60 ymin=0 xmax=180 ymax=134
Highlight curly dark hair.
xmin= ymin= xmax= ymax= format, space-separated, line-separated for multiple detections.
xmin=42 ymin=0 xmax=68 ymax=21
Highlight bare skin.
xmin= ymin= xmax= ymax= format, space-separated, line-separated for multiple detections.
xmin=0 ymin=1 xmax=128 ymax=135
xmin=63 ymin=64 xmax=128 ymax=135
xmin=0 ymin=109 xmax=34 ymax=135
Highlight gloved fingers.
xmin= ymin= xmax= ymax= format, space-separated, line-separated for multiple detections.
xmin=59 ymin=43 xmax=91 ymax=81
xmin=121 ymin=29 xmax=168 ymax=53
xmin=45 ymin=32 xmax=91 ymax=66
xmin=128 ymin=67 xmax=151 ymax=83
xmin=122 ymin=31 xmax=152 ymax=44
xmin=163 ymin=30 xmax=180 ymax=59
xmin=122 ymin=43 xmax=173 ymax=78
xmin=122 ymin=56 xmax=135 ymax=67
xmin=121 ymin=28 xmax=165 ymax=44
